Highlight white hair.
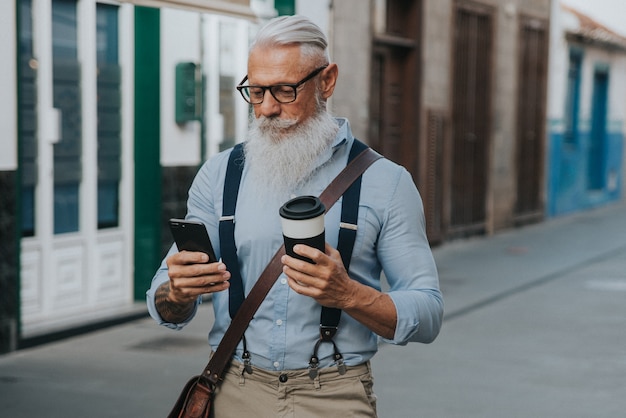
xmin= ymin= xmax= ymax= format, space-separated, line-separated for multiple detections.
xmin=251 ymin=15 xmax=330 ymax=65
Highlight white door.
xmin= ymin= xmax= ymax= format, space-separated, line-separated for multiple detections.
xmin=19 ymin=0 xmax=134 ymax=337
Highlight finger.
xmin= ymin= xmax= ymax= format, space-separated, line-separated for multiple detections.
xmin=285 ymin=272 xmax=317 ymax=294
xmin=283 ymin=263 xmax=325 ymax=292
xmin=166 ymin=251 xmax=209 ymax=270
xmin=281 ymin=255 xmax=320 ymax=284
xmin=171 ymin=279 xmax=230 ymax=302
xmin=194 ymin=279 xmax=230 ymax=293
xmin=292 ymin=244 xmax=327 ymax=264
xmin=170 ymin=271 xmax=230 ymax=295
xmin=287 ymin=275 xmax=314 ymax=293
xmin=172 ymin=267 xmax=230 ymax=286
xmin=169 ymin=261 xmax=230 ymax=293
xmin=178 ymin=250 xmax=212 ymax=264
xmin=324 ymin=243 xmax=342 ymax=260
xmin=168 ymin=263 xmax=230 ymax=282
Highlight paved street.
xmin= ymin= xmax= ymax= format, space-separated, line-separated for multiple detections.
xmin=1 ymin=202 xmax=625 ymax=417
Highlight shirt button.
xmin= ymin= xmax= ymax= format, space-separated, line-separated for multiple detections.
xmin=279 ymin=374 xmax=288 ymax=383
xmin=280 ymin=278 xmax=287 ymax=285
xmin=276 ymin=319 xmax=283 ymax=326
xmin=273 ymin=361 xmax=280 ymax=369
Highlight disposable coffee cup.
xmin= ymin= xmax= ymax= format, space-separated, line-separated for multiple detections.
xmin=279 ymin=195 xmax=326 ymax=264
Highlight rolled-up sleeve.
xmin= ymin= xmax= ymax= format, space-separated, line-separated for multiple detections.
xmin=145 ymin=244 xmax=201 ymax=331
xmin=145 ymin=154 xmax=226 ymax=331
xmin=375 ymin=167 xmax=444 ymax=344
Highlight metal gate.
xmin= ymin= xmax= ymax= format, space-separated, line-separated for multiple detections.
xmin=450 ymin=2 xmax=494 ymax=235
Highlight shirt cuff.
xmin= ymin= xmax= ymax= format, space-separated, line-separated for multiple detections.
xmin=383 ymin=292 xmax=420 ymax=344
xmin=146 ymin=284 xmax=201 ymax=330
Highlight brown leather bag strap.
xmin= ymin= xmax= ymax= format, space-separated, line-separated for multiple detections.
xmin=202 ymin=145 xmax=382 ymax=386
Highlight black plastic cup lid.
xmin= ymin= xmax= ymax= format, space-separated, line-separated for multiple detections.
xmin=279 ymin=195 xmax=326 ymax=220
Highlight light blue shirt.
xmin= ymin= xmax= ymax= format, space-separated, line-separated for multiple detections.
xmin=147 ymin=118 xmax=443 ymax=371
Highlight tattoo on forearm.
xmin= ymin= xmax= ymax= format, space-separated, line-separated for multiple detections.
xmin=155 ymin=282 xmax=195 ymax=323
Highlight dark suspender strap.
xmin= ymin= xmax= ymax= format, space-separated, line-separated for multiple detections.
xmin=338 ymin=139 xmax=367 ymax=267
xmin=221 ymin=140 xmax=368 ymax=350
xmin=319 ymin=139 xmax=367 ymax=338
xmin=222 ymin=140 xmax=368 ymax=324
xmin=219 ymin=143 xmax=245 ymax=319
xmin=199 ymin=145 xmax=381 ymax=392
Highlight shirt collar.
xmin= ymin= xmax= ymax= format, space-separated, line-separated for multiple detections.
xmin=332 ymin=117 xmax=351 ymax=148
xmin=314 ymin=117 xmax=353 ymax=168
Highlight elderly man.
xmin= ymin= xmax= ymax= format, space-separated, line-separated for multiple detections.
xmin=147 ymin=14 xmax=443 ymax=417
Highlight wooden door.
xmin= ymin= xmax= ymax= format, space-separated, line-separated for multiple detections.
xmin=514 ymin=17 xmax=549 ymax=223
xmin=369 ymin=0 xmax=421 ymax=179
xmin=450 ymin=2 xmax=494 ymax=235
xmin=588 ymin=68 xmax=609 ymax=190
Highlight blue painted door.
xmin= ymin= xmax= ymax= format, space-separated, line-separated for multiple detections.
xmin=588 ymin=69 xmax=609 ymax=190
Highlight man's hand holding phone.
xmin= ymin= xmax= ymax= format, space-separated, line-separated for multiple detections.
xmin=166 ymin=218 xmax=230 ymax=303
xmin=165 ymin=251 xmax=231 ymax=304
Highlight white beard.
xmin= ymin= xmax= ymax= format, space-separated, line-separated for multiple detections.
xmin=244 ymin=111 xmax=339 ymax=201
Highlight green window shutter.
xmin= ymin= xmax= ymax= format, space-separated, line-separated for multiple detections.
xmin=274 ymin=0 xmax=295 ymax=16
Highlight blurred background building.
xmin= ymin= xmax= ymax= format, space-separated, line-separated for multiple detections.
xmin=547 ymin=1 xmax=626 ymax=216
xmin=1 ymin=0 xmax=624 ymax=353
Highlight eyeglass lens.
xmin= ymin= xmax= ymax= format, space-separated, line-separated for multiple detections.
xmin=237 ymin=65 xmax=327 ymax=105
xmin=243 ymin=85 xmax=297 ymax=104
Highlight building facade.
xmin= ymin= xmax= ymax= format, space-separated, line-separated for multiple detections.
xmin=1 ymin=0 xmax=19 ymax=353
xmin=2 ymin=0 xmax=260 ymax=353
xmin=7 ymin=0 xmax=621 ymax=353
xmin=546 ymin=2 xmax=626 ymax=216
xmin=327 ymin=0 xmax=552 ymax=243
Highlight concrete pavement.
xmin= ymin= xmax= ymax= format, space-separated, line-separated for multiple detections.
xmin=373 ymin=201 xmax=626 ymax=417
xmin=1 ymin=201 xmax=625 ymax=417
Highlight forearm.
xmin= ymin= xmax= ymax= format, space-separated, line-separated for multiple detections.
xmin=343 ymin=283 xmax=397 ymax=340
xmin=155 ymin=281 xmax=196 ymax=324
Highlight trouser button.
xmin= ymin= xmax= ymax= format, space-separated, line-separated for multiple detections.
xmin=279 ymin=374 xmax=288 ymax=383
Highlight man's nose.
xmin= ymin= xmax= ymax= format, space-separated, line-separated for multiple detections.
xmin=256 ymin=89 xmax=281 ymax=117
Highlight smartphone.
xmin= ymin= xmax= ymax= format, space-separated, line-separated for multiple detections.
xmin=169 ymin=218 xmax=218 ymax=263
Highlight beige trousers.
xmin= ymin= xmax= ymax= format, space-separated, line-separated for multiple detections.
xmin=210 ymin=360 xmax=378 ymax=418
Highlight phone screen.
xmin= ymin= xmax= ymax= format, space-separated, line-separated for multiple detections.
xmin=169 ymin=218 xmax=217 ymax=263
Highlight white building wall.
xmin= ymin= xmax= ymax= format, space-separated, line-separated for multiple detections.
xmin=583 ymin=48 xmax=626 ymax=125
xmin=546 ymin=1 xmax=626 ymax=210
xmin=222 ymin=18 xmax=251 ymax=149
xmin=609 ymin=59 xmax=626 ymax=123
xmin=160 ymin=9 xmax=252 ymax=166
xmin=251 ymin=0 xmax=276 ymax=20
xmin=550 ymin=3 xmax=626 ymax=127
xmin=325 ymin=0 xmax=371 ymax=140
xmin=295 ymin=0 xmax=330 ymax=38
xmin=1 ymin=0 xmax=17 ymax=171
xmin=546 ymin=0 xmax=567 ymax=124
xmin=160 ymin=8 xmax=203 ymax=167
xmin=549 ymin=4 xmax=626 ymax=122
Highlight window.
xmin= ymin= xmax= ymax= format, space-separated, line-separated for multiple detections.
xmin=52 ymin=0 xmax=81 ymax=234
xmin=563 ymin=48 xmax=582 ymax=145
xmin=19 ymin=0 xmax=36 ymax=237
xmin=96 ymin=3 xmax=122 ymax=229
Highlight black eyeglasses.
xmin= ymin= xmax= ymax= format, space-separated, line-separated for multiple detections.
xmin=236 ymin=65 xmax=328 ymax=104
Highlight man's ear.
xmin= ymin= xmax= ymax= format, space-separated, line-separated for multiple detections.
xmin=319 ymin=63 xmax=338 ymax=99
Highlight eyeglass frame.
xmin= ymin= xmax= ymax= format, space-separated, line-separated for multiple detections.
xmin=236 ymin=65 xmax=329 ymax=105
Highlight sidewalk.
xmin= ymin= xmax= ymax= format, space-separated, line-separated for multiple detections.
xmin=373 ymin=201 xmax=626 ymax=417
xmin=0 ymin=201 xmax=624 ymax=417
